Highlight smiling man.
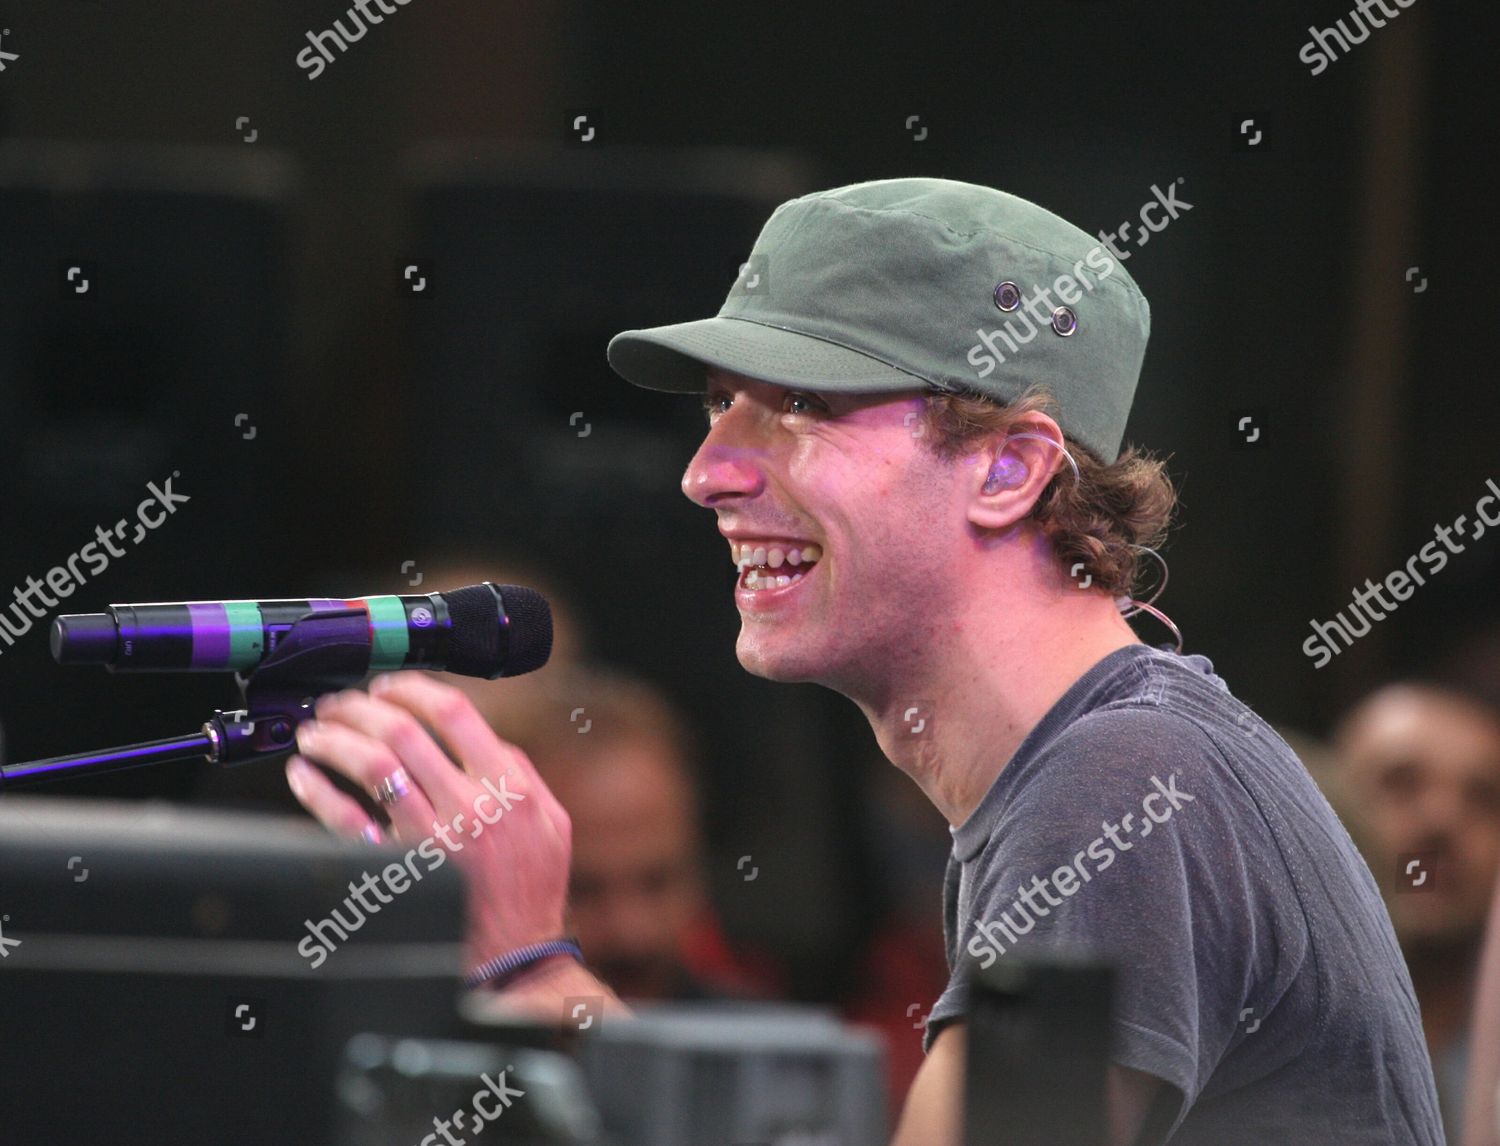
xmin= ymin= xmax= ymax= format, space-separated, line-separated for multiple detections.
xmin=286 ymin=178 xmax=1445 ymax=1144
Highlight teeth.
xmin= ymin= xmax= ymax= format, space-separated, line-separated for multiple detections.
xmin=743 ymin=568 xmax=807 ymax=591
xmin=731 ymin=542 xmax=823 ymax=569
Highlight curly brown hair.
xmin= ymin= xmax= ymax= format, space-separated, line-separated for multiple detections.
xmin=919 ymin=385 xmax=1178 ymax=596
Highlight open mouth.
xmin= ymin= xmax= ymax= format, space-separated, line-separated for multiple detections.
xmin=732 ymin=542 xmax=822 ymax=594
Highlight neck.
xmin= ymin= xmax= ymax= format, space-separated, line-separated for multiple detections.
xmin=852 ymin=569 xmax=1142 ymax=828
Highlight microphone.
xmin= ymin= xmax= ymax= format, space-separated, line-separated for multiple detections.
xmin=49 ymin=583 xmax=552 ymax=681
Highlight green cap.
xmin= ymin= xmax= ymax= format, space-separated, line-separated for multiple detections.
xmin=606 ymin=177 xmax=1151 ymax=464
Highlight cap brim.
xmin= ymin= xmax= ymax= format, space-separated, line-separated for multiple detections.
xmin=607 ymin=316 xmax=929 ymax=395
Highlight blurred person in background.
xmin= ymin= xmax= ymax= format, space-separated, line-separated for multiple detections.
xmin=503 ymin=654 xmax=962 ymax=1111
xmin=1333 ymin=682 xmax=1500 ymax=1142
xmin=499 ymin=660 xmax=781 ymax=1003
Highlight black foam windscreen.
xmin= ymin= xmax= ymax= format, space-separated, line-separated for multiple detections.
xmin=492 ymin=583 xmax=554 ymax=676
xmin=444 ymin=582 xmax=552 ymax=679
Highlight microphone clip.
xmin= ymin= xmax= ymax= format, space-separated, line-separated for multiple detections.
xmin=207 ymin=608 xmax=376 ymax=767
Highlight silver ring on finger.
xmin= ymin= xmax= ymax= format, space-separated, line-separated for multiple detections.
xmin=372 ymin=767 xmax=412 ymax=807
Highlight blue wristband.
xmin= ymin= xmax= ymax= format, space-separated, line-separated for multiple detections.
xmin=463 ymin=938 xmax=584 ymax=990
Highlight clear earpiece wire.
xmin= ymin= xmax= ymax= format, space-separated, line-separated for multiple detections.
xmin=1004 ymin=432 xmax=1183 ymax=652
xmin=1115 ymin=544 xmax=1183 ymax=653
xmin=1005 ymin=431 xmax=1081 ymax=485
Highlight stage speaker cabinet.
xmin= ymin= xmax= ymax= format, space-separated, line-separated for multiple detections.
xmin=0 ymin=798 xmax=467 ymax=1146
xmin=0 ymin=143 xmax=298 ymax=768
xmin=334 ymin=1033 xmax=603 ymax=1146
xmin=568 ymin=1002 xmax=888 ymax=1146
xmin=395 ymin=144 xmax=814 ymax=546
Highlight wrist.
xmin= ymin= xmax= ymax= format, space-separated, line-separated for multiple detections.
xmin=491 ymin=951 xmax=578 ymax=991
xmin=458 ymin=954 xmax=634 ymax=1027
xmin=463 ymin=936 xmax=583 ymax=991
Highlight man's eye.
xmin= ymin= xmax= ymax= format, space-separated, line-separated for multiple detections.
xmin=701 ymin=391 xmax=825 ymax=423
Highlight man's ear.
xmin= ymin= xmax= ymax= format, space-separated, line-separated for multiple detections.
xmin=966 ymin=414 xmax=1069 ymax=532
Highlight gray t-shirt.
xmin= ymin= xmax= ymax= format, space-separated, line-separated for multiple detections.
xmin=924 ymin=642 xmax=1445 ymax=1145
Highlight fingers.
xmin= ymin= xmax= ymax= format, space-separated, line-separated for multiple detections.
xmin=368 ymin=671 xmax=572 ymax=836
xmin=369 ymin=672 xmax=527 ymax=777
xmin=305 ymin=674 xmax=577 ymax=964
xmin=293 ymin=717 xmax=439 ymax=840
xmin=285 ymin=754 xmax=384 ymax=843
xmin=298 ymin=676 xmax=572 ymax=860
xmin=305 ymin=687 xmax=471 ymax=814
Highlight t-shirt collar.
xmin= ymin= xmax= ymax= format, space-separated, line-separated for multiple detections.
xmin=949 ymin=642 xmax=1164 ymax=862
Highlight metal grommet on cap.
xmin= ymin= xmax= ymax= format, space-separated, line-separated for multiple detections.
xmin=993 ymin=281 xmax=1022 ymax=312
xmin=1050 ymin=306 xmax=1078 ymax=336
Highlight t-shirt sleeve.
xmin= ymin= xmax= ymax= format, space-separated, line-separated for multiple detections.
xmin=929 ymin=706 xmax=1274 ymax=1116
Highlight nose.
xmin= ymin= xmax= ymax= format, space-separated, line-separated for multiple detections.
xmin=582 ymin=880 xmax=673 ymax=966
xmin=681 ymin=403 xmax=767 ymax=507
xmin=1416 ymin=782 xmax=1466 ymax=835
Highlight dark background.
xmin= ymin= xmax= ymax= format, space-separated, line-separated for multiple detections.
xmin=0 ymin=0 xmax=1494 ymax=999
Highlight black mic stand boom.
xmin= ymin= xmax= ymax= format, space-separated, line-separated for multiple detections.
xmin=0 ymin=608 xmax=376 ymax=789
